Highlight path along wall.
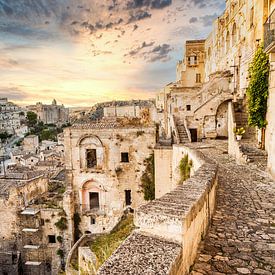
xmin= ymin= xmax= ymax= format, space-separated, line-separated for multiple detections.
xmin=97 ymin=144 xmax=218 ymax=275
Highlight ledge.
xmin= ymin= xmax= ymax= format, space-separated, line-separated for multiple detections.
xmin=98 ymin=144 xmax=219 ymax=274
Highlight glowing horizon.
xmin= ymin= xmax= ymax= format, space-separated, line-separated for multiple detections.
xmin=0 ymin=0 xmax=225 ymax=107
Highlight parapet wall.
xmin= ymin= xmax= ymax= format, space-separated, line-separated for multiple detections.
xmin=98 ymin=144 xmax=218 ymax=275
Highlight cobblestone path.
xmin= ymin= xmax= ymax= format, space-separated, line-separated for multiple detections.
xmin=190 ymin=141 xmax=275 ymax=275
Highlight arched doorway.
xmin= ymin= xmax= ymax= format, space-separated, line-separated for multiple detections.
xmin=216 ymin=101 xmax=229 ymax=138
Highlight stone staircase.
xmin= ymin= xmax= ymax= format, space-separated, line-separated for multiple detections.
xmin=175 ymin=119 xmax=189 ymax=143
xmin=233 ymin=99 xmax=256 ymax=141
xmin=240 ymin=144 xmax=268 ymax=170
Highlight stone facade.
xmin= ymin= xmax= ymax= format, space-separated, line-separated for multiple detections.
xmin=27 ymin=99 xmax=69 ymax=125
xmin=64 ymin=119 xmax=156 ymax=235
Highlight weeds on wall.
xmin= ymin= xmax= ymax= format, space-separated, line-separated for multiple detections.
xmin=247 ymin=45 xmax=270 ymax=129
xmin=55 ymin=217 xmax=68 ymax=231
xmin=179 ymin=155 xmax=193 ymax=183
xmin=90 ymin=214 xmax=134 ymax=270
xmin=140 ymin=154 xmax=155 ymax=201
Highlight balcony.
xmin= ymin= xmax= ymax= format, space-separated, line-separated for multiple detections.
xmin=80 ymin=204 xmax=105 ymax=216
xmin=264 ymin=9 xmax=275 ymax=53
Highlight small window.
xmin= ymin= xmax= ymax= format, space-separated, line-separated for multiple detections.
xmin=186 ymin=105 xmax=191 ymax=111
xmin=48 ymin=235 xmax=56 ymax=243
xmin=196 ymin=74 xmax=201 ymax=83
xmin=86 ymin=149 xmax=97 ymax=168
xmin=91 ymin=217 xmax=96 ymax=224
xmin=40 ymin=219 xmax=45 ymax=226
xmin=125 ymin=190 xmax=132 ymax=206
xmin=121 ymin=152 xmax=129 ymax=163
xmin=89 ymin=192 xmax=99 ymax=210
xmin=250 ymin=7 xmax=254 ymax=28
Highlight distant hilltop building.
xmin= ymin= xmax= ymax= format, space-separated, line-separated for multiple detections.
xmin=27 ymin=99 xmax=69 ymax=125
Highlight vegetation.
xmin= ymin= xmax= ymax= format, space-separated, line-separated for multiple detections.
xmin=91 ymin=214 xmax=134 ymax=270
xmin=179 ymin=155 xmax=193 ymax=183
xmin=140 ymin=154 xmax=155 ymax=201
xmin=247 ymin=45 xmax=270 ymax=129
xmin=26 ymin=111 xmax=38 ymax=127
xmin=56 ymin=249 xmax=64 ymax=258
xmin=57 ymin=236 xmax=63 ymax=243
xmin=234 ymin=127 xmax=246 ymax=136
xmin=73 ymin=213 xmax=82 ymax=242
xmin=55 ymin=217 xmax=68 ymax=231
xmin=0 ymin=131 xmax=12 ymax=142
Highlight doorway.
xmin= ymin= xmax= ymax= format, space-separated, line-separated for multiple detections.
xmin=189 ymin=129 xmax=198 ymax=142
xmin=125 ymin=190 xmax=132 ymax=206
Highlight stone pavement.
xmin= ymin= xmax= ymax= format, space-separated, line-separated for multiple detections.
xmin=189 ymin=141 xmax=275 ymax=275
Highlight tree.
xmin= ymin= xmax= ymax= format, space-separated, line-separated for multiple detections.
xmin=26 ymin=111 xmax=38 ymax=127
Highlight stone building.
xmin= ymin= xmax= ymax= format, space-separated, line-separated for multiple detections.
xmin=0 ymin=168 xmax=73 ymax=275
xmin=64 ymin=118 xmax=156 ymax=235
xmin=0 ymin=97 xmax=25 ymax=135
xmin=27 ymin=99 xmax=69 ymax=126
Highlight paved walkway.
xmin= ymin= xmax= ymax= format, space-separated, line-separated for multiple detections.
xmin=190 ymin=141 xmax=275 ymax=275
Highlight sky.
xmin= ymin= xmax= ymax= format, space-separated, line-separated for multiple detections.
xmin=0 ymin=0 xmax=225 ymax=107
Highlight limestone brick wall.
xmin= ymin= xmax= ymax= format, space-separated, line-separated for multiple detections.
xmin=266 ymin=54 xmax=275 ymax=178
xmin=64 ymin=125 xmax=156 ymax=234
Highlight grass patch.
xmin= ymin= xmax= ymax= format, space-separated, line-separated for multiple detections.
xmin=91 ymin=214 xmax=134 ymax=270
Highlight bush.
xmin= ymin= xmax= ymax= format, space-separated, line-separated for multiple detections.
xmin=179 ymin=155 xmax=193 ymax=183
xmin=140 ymin=154 xmax=155 ymax=201
xmin=56 ymin=249 xmax=64 ymax=258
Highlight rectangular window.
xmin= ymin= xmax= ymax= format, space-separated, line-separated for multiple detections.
xmin=121 ymin=152 xmax=129 ymax=163
xmin=48 ymin=235 xmax=56 ymax=243
xmin=89 ymin=192 xmax=99 ymax=210
xmin=186 ymin=105 xmax=191 ymax=111
xmin=86 ymin=149 xmax=97 ymax=168
xmin=187 ymin=56 xmax=198 ymax=66
xmin=196 ymin=73 xmax=201 ymax=83
xmin=125 ymin=190 xmax=132 ymax=206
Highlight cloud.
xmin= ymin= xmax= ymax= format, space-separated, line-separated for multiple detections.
xmin=146 ymin=44 xmax=173 ymax=62
xmin=200 ymin=13 xmax=218 ymax=27
xmin=126 ymin=41 xmax=155 ymax=57
xmin=126 ymin=0 xmax=172 ymax=10
xmin=189 ymin=17 xmax=198 ymax=23
xmin=128 ymin=10 xmax=152 ymax=23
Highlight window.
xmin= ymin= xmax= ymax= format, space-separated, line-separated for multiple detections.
xmin=48 ymin=235 xmax=56 ymax=243
xmin=196 ymin=74 xmax=201 ymax=83
xmin=121 ymin=152 xmax=129 ymax=163
xmin=250 ymin=7 xmax=254 ymax=28
xmin=232 ymin=23 xmax=237 ymax=45
xmin=187 ymin=55 xmax=198 ymax=66
xmin=125 ymin=190 xmax=132 ymax=206
xmin=89 ymin=192 xmax=99 ymax=210
xmin=91 ymin=217 xmax=96 ymax=224
xmin=86 ymin=149 xmax=97 ymax=168
xmin=186 ymin=105 xmax=191 ymax=111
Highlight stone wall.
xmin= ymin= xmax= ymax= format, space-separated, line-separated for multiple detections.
xmin=97 ymin=144 xmax=218 ymax=274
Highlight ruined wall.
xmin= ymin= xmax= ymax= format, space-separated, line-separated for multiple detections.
xmin=64 ymin=125 xmax=156 ymax=234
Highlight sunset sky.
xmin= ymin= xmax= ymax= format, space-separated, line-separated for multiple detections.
xmin=0 ymin=0 xmax=225 ymax=107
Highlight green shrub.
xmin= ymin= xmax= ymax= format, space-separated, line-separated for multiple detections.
xmin=247 ymin=45 xmax=270 ymax=128
xmin=140 ymin=154 xmax=155 ymax=201
xmin=179 ymin=155 xmax=193 ymax=183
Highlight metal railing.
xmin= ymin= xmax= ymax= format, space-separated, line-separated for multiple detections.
xmin=264 ymin=9 xmax=275 ymax=52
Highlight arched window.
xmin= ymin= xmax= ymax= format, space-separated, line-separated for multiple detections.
xmin=226 ymin=31 xmax=230 ymax=53
xmin=232 ymin=23 xmax=237 ymax=45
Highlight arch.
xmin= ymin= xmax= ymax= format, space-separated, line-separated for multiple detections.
xmin=232 ymin=23 xmax=237 ymax=45
xmin=216 ymin=100 xmax=231 ymax=138
xmin=77 ymin=134 xmax=103 ymax=147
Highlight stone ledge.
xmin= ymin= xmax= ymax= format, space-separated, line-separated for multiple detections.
xmin=97 ymin=232 xmax=181 ymax=275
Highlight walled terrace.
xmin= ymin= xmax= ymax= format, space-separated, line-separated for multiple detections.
xmin=97 ymin=143 xmax=219 ymax=274
xmin=190 ymin=140 xmax=275 ymax=275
